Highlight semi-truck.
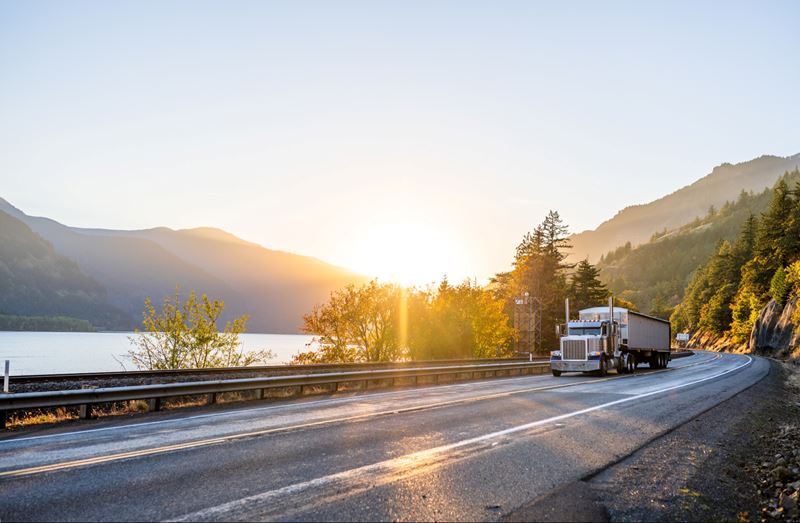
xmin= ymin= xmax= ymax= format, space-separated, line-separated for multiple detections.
xmin=550 ymin=298 xmax=671 ymax=377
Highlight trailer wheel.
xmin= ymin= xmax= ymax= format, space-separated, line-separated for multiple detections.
xmin=628 ymin=353 xmax=636 ymax=374
xmin=617 ymin=355 xmax=627 ymax=374
xmin=663 ymin=354 xmax=669 ymax=368
xmin=552 ymin=369 xmax=562 ymax=377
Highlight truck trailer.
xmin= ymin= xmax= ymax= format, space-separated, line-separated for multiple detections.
xmin=550 ymin=298 xmax=671 ymax=377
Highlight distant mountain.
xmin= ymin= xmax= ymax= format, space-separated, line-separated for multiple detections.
xmin=0 ymin=199 xmax=369 ymax=333
xmin=570 ymin=153 xmax=800 ymax=263
xmin=0 ymin=210 xmax=128 ymax=330
xmin=598 ymin=168 xmax=800 ymax=317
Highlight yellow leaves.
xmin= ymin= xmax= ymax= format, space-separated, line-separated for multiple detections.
xmin=128 ymin=287 xmax=273 ymax=369
xmin=677 ymin=487 xmax=702 ymax=498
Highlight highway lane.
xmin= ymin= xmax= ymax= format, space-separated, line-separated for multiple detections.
xmin=0 ymin=351 xmax=766 ymax=521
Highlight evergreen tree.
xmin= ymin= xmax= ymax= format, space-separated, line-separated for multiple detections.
xmin=755 ymin=177 xmax=792 ymax=278
xmin=508 ymin=210 xmax=573 ymax=350
xmin=569 ymin=258 xmax=609 ymax=311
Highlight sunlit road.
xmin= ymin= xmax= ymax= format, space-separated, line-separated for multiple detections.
xmin=0 ymin=351 xmax=766 ymax=522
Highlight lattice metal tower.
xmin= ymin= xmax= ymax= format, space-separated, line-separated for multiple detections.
xmin=514 ymin=292 xmax=543 ymax=355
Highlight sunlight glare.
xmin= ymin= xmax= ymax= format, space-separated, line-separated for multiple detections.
xmin=347 ymin=221 xmax=461 ymax=286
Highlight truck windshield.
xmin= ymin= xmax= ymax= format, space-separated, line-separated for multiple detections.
xmin=569 ymin=327 xmax=601 ymax=335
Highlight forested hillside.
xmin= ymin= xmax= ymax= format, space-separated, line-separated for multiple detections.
xmin=571 ymin=153 xmax=800 ymax=262
xmin=673 ymin=170 xmax=800 ymax=344
xmin=597 ymin=180 xmax=784 ymax=318
xmin=0 ymin=211 xmax=128 ymax=330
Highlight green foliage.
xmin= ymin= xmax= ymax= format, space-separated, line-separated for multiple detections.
xmin=666 ymin=169 xmax=800 ymax=343
xmin=496 ymin=210 xmax=573 ymax=350
xmin=569 ymin=259 xmax=609 ymax=312
xmin=128 ymin=288 xmax=272 ymax=369
xmin=0 ymin=210 xmax=130 ymax=330
xmin=599 ymin=182 xmax=779 ymax=317
xmin=770 ymin=266 xmax=791 ymax=306
xmin=297 ymin=280 xmax=404 ymax=363
xmin=294 ymin=279 xmax=514 ymax=363
xmin=0 ymin=314 xmax=95 ymax=332
xmin=407 ymin=279 xmax=515 ymax=360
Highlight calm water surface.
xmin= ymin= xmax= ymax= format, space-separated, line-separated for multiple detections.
xmin=0 ymin=332 xmax=316 ymax=375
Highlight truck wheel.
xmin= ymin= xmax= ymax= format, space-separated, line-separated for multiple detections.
xmin=663 ymin=354 xmax=669 ymax=368
xmin=598 ymin=357 xmax=608 ymax=377
xmin=628 ymin=353 xmax=636 ymax=374
xmin=552 ymin=370 xmax=562 ymax=377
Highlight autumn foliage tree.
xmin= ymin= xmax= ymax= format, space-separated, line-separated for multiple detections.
xmin=128 ymin=288 xmax=273 ymax=370
xmin=294 ymin=279 xmax=515 ymax=363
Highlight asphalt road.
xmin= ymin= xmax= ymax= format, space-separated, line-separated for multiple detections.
xmin=0 ymin=350 xmax=767 ymax=522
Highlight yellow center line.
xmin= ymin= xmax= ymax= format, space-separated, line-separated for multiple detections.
xmin=0 ymin=352 xmax=717 ymax=479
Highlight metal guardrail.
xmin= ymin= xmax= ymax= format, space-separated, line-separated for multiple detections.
xmin=9 ymin=357 xmax=539 ymax=384
xmin=0 ymin=361 xmax=548 ymax=429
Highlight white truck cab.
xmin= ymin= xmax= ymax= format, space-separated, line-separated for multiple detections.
xmin=550 ymin=298 xmax=671 ymax=377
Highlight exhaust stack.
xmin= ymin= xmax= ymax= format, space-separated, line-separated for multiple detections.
xmin=565 ymin=298 xmax=570 ymax=326
xmin=608 ymin=296 xmax=614 ymax=334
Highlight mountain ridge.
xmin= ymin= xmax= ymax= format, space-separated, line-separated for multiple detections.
xmin=570 ymin=153 xmax=800 ymax=262
xmin=0 ymin=197 xmax=368 ymax=333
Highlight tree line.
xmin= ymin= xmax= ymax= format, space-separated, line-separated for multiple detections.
xmin=598 ymin=187 xmax=775 ymax=319
xmin=672 ymin=169 xmax=800 ymax=342
xmin=297 ymin=211 xmax=613 ymax=363
xmin=125 ymin=213 xmax=613 ymax=368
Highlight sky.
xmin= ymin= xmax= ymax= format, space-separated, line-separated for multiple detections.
xmin=1 ymin=1 xmax=799 ymax=285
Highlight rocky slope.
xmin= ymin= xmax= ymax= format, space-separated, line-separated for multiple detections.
xmin=751 ymin=298 xmax=800 ymax=359
xmin=690 ymin=298 xmax=799 ymax=360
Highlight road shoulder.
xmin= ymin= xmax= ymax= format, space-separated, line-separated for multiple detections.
xmin=504 ymin=359 xmax=799 ymax=522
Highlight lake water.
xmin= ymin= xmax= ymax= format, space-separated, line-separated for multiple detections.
xmin=0 ymin=332 xmax=316 ymax=375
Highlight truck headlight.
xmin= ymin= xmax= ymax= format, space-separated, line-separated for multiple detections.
xmin=589 ymin=351 xmax=602 ymax=357
xmin=550 ymin=350 xmax=561 ymax=357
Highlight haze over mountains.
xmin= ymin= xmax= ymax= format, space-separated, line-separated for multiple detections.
xmin=2 ymin=152 xmax=799 ymax=332
xmin=0 ymin=198 xmax=368 ymax=332
xmin=570 ymin=153 xmax=800 ymax=263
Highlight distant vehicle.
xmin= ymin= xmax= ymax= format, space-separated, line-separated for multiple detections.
xmin=550 ymin=298 xmax=671 ymax=377
xmin=676 ymin=332 xmax=690 ymax=348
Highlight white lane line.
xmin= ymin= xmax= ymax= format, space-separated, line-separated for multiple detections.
xmin=168 ymin=354 xmax=753 ymax=522
xmin=0 ymin=351 xmax=712 ymax=446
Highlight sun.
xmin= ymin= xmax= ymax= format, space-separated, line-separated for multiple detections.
xmin=347 ymin=221 xmax=459 ymax=287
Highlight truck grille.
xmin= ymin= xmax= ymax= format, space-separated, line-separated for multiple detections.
xmin=562 ymin=339 xmax=587 ymax=360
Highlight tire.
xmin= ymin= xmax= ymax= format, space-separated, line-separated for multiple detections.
xmin=628 ymin=352 xmax=636 ymax=374
xmin=552 ymin=369 xmax=562 ymax=377
xmin=598 ymin=356 xmax=608 ymax=377
xmin=617 ymin=355 xmax=627 ymax=374
xmin=663 ymin=354 xmax=669 ymax=368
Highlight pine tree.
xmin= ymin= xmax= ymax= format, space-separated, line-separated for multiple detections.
xmin=569 ymin=259 xmax=609 ymax=311
xmin=509 ymin=210 xmax=573 ymax=350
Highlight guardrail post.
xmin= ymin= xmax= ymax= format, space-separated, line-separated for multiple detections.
xmin=255 ymin=389 xmax=265 ymax=400
xmin=207 ymin=393 xmax=217 ymax=405
xmin=148 ymin=398 xmax=161 ymax=412
xmin=78 ymin=404 xmax=93 ymax=419
xmin=1 ymin=410 xmax=6 ymax=430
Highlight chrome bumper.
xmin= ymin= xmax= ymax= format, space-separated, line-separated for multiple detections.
xmin=551 ymin=360 xmax=600 ymax=372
